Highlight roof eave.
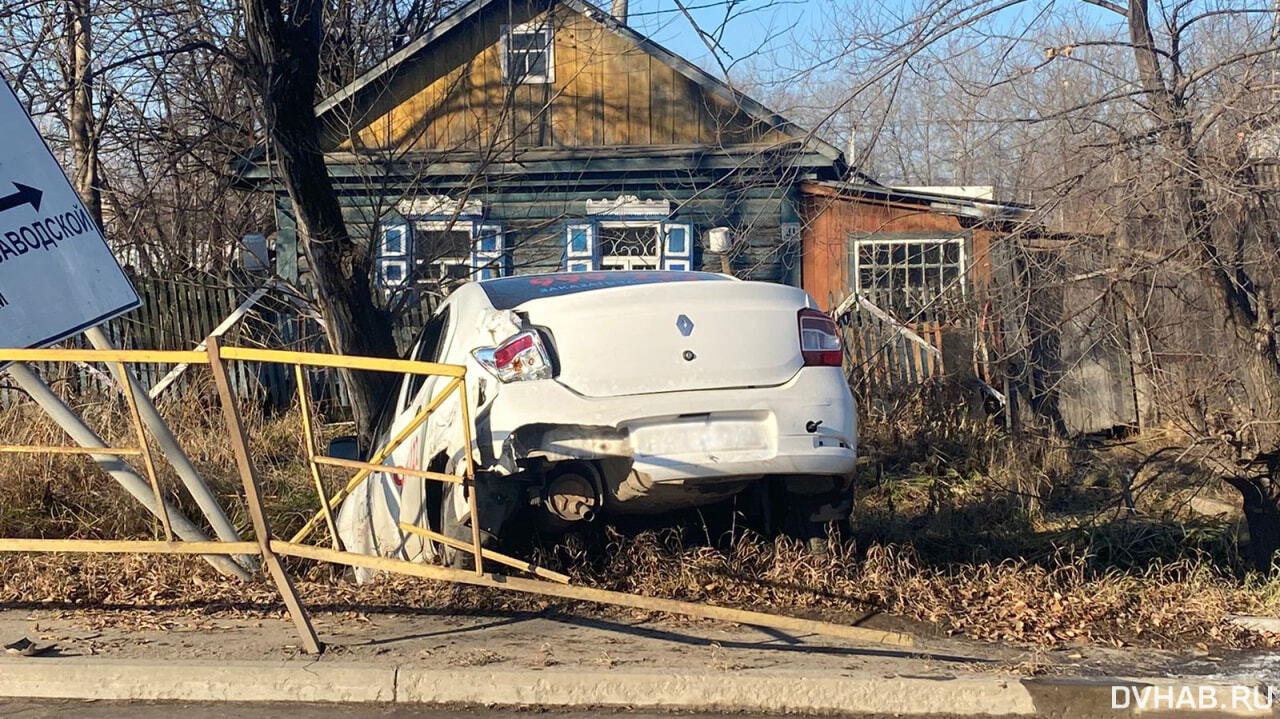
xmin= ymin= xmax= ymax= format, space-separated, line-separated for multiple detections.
xmin=802 ymin=179 xmax=1033 ymax=219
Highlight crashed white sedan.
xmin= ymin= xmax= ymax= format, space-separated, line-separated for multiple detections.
xmin=337 ymin=270 xmax=857 ymax=568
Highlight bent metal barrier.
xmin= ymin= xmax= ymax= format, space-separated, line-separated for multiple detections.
xmin=0 ymin=341 xmax=912 ymax=653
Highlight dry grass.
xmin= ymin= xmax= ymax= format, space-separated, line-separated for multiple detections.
xmin=0 ymin=529 xmax=1275 ymax=650
xmin=1 ymin=380 xmax=1278 ymax=651
xmin=0 ymin=376 xmax=339 ymax=542
xmin=523 ymin=526 xmax=1280 ymax=649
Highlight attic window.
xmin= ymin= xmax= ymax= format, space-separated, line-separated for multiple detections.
xmin=503 ymin=23 xmax=553 ymax=84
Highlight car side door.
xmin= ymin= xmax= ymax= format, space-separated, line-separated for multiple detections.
xmin=390 ymin=304 xmax=453 ymax=557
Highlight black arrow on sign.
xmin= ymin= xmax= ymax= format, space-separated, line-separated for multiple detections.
xmin=0 ymin=183 xmax=43 ymax=214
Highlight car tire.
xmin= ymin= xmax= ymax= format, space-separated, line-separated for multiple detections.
xmin=770 ymin=475 xmax=854 ymax=550
xmin=438 ymin=484 xmax=488 ymax=570
xmin=438 ymin=499 xmax=475 ymax=570
xmin=437 ymin=471 xmax=513 ymax=570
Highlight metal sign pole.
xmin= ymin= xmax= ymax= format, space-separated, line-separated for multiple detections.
xmin=4 ymin=362 xmax=250 ymax=581
xmin=84 ymin=326 xmax=256 ymax=571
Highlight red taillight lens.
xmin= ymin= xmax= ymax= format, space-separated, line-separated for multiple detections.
xmin=798 ymin=308 xmax=842 ymax=366
xmin=493 ymin=333 xmax=535 ymax=367
xmin=472 ymin=330 xmax=553 ymax=382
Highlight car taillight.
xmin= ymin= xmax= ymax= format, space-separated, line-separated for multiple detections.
xmin=798 ymin=308 xmax=842 ymax=366
xmin=472 ymin=330 xmax=553 ymax=382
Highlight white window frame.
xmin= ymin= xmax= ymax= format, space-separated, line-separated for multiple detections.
xmin=852 ymin=236 xmax=967 ymax=303
xmin=471 ymin=223 xmax=506 ymax=280
xmin=378 ymin=259 xmax=409 ymax=286
xmin=565 ymin=223 xmax=595 ymax=271
xmin=659 ymin=222 xmax=693 ymax=271
xmin=413 ymin=219 xmax=474 ymax=281
xmin=597 ymin=220 xmax=661 ymax=271
xmin=379 ymin=224 xmax=407 ymax=256
xmin=502 ymin=22 xmax=554 ymax=85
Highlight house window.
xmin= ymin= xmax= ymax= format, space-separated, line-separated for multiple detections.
xmin=598 ymin=224 xmax=659 ymax=270
xmin=375 ymin=215 xmax=508 ymax=289
xmin=563 ymin=220 xmax=694 ymax=271
xmin=413 ymin=221 xmax=474 ymax=282
xmin=853 ymin=236 xmax=966 ymax=318
xmin=503 ymin=23 xmax=553 ymax=84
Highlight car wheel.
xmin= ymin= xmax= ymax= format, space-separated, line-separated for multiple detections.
xmin=772 ymin=475 xmax=854 ymax=551
xmin=437 ymin=471 xmax=516 ymax=570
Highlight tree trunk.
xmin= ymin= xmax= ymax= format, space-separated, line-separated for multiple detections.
xmin=1226 ymin=473 xmax=1280 ymax=572
xmin=242 ymin=0 xmax=398 ymax=447
xmin=66 ymin=0 xmax=102 ymax=227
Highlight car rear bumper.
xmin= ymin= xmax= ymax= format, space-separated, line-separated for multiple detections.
xmin=482 ymin=367 xmax=857 ymax=482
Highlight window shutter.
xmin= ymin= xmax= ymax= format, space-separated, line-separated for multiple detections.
xmin=660 ymin=223 xmax=693 ymax=271
xmin=471 ymin=223 xmax=506 ymax=279
xmin=377 ymin=222 xmax=411 ymax=287
xmin=564 ymin=223 xmax=595 ymax=271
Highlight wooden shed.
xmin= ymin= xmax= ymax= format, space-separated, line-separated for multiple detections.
xmin=798 ymin=180 xmax=1031 ymax=397
xmin=798 ymin=181 xmax=1029 ymax=313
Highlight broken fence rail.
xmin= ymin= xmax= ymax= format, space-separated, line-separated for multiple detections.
xmin=0 ymin=342 xmax=913 ymax=653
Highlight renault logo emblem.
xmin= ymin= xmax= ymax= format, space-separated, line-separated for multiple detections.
xmin=676 ymin=314 xmax=694 ymax=337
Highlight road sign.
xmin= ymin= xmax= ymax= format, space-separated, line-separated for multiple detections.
xmin=0 ymin=73 xmax=138 ymax=350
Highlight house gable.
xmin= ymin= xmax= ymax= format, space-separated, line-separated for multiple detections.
xmin=321 ymin=0 xmax=830 ymax=155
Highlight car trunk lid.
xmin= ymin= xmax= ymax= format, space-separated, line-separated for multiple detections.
xmin=521 ymin=279 xmax=811 ymax=397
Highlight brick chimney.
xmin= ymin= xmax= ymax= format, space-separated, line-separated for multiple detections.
xmin=611 ymin=0 xmax=628 ymax=24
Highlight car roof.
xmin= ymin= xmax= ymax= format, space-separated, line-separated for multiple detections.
xmin=476 ymin=271 xmax=732 ymax=310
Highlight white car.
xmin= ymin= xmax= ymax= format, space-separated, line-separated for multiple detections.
xmin=336 ymin=270 xmax=857 ymax=570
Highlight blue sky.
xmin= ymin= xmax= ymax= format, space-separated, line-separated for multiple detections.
xmin=623 ymin=0 xmax=817 ymax=70
xmin=616 ymin=0 xmax=1127 ymax=77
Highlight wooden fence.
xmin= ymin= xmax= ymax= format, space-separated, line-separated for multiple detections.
xmin=1 ymin=272 xmax=432 ymax=414
xmin=7 ymin=274 xmax=975 ymax=412
xmin=841 ymin=309 xmax=946 ymax=399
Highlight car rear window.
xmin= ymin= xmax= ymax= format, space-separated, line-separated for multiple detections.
xmin=478 ymin=271 xmax=728 ymax=309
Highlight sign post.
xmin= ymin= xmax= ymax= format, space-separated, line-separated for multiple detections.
xmin=0 ymin=74 xmax=250 ymax=576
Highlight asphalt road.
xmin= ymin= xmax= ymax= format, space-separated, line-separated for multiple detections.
xmin=0 ymin=701 xmax=972 ymax=719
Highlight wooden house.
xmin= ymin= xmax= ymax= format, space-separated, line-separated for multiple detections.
xmin=232 ymin=0 xmax=845 ymax=290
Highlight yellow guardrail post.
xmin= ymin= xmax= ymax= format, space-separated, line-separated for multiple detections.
xmin=456 ymin=377 xmax=484 ymax=575
xmin=205 ymin=337 xmax=322 ymax=655
xmin=294 ymin=364 xmax=340 ymax=551
xmin=111 ymin=360 xmax=172 ymax=541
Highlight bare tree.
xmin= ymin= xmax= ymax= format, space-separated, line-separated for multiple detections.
xmin=64 ymin=0 xmax=102 ymax=226
xmin=774 ymin=0 xmax=1280 ymax=569
xmin=240 ymin=0 xmax=398 ymax=445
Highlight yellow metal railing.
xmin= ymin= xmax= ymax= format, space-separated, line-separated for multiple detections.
xmin=0 ymin=339 xmax=498 ymax=654
xmin=0 ymin=339 xmax=912 ymax=654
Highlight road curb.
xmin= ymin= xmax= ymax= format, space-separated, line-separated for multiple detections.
xmin=0 ymin=658 xmax=395 ymax=703
xmin=0 ymin=657 xmax=1275 ymax=716
xmin=395 ymin=668 xmax=1040 ymax=715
